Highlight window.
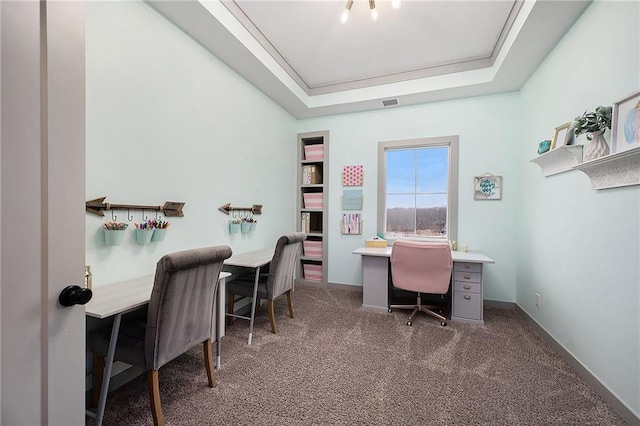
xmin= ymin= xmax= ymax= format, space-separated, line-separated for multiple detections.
xmin=377 ymin=136 xmax=458 ymax=242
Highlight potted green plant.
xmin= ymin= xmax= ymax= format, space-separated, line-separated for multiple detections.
xmin=572 ymin=105 xmax=612 ymax=160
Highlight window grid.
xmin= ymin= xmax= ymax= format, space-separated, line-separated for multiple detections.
xmin=377 ymin=136 xmax=458 ymax=244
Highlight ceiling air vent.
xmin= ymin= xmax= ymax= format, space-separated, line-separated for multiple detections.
xmin=382 ymin=99 xmax=398 ymax=107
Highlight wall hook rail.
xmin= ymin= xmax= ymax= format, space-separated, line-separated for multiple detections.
xmin=86 ymin=197 xmax=185 ymax=217
xmin=218 ymin=203 xmax=263 ymax=216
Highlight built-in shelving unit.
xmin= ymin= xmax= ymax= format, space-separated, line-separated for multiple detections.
xmin=572 ymin=146 xmax=640 ymax=190
xmin=297 ymin=131 xmax=329 ymax=285
xmin=530 ymin=145 xmax=583 ymax=176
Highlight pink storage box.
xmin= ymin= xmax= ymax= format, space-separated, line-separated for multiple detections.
xmin=303 ymin=241 xmax=322 ymax=258
xmin=303 ymin=193 xmax=323 ymax=209
xmin=304 ymin=144 xmax=324 ymax=161
xmin=303 ymin=264 xmax=322 ymax=281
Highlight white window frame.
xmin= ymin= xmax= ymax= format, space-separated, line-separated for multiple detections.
xmin=377 ymin=135 xmax=459 ymax=244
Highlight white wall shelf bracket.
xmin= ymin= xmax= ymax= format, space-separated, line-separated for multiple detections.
xmin=572 ymin=146 xmax=640 ymax=190
xmin=530 ymin=145 xmax=583 ymax=177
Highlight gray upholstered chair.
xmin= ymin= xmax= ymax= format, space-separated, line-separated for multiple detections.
xmin=227 ymin=233 xmax=306 ymax=334
xmin=388 ymin=240 xmax=453 ymax=326
xmin=90 ymin=245 xmax=232 ymax=426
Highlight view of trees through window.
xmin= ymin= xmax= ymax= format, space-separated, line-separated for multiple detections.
xmin=385 ymin=146 xmax=449 ymax=239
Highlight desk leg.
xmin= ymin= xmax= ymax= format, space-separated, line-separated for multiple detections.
xmin=215 ymin=276 xmax=226 ymax=370
xmin=91 ymin=312 xmax=122 ymax=426
xmin=361 ymin=256 xmax=390 ymax=311
xmin=247 ymin=266 xmax=261 ymax=345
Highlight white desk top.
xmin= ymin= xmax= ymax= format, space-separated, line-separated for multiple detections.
xmin=86 ymin=272 xmax=232 ymax=319
xmin=224 ymin=248 xmax=274 ymax=269
xmin=352 ymin=246 xmax=495 ymax=264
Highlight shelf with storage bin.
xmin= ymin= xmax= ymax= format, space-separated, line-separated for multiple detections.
xmin=572 ymin=145 xmax=640 ymax=189
xmin=530 ymin=145 xmax=583 ymax=177
xmin=297 ymin=131 xmax=329 ymax=286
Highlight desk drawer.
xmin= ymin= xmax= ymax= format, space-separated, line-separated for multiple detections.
xmin=452 ymin=291 xmax=482 ymax=321
xmin=453 ymin=271 xmax=481 ymax=283
xmin=454 ymin=262 xmax=482 ymax=273
xmin=453 ymin=281 xmax=481 ymax=294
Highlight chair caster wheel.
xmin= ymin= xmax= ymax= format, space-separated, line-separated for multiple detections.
xmin=388 ymin=308 xmax=392 ymax=313
xmin=440 ymin=322 xmax=447 ymax=327
xmin=406 ymin=321 xmax=412 ymax=326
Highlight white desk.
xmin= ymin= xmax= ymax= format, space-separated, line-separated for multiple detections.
xmin=353 ymin=246 xmax=494 ymax=324
xmin=85 ymin=271 xmax=231 ymax=426
xmin=224 ymin=248 xmax=274 ymax=345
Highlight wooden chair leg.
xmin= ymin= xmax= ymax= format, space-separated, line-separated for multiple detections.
xmin=286 ymin=290 xmax=295 ymax=318
xmin=227 ymin=292 xmax=235 ymax=326
xmin=267 ymin=300 xmax=277 ymax=334
xmin=203 ymin=339 xmax=217 ymax=388
xmin=147 ymin=370 xmax=164 ymax=426
xmin=91 ymin=354 xmax=105 ymax=409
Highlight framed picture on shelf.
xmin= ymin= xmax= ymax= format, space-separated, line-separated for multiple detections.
xmin=611 ymin=90 xmax=640 ymax=154
xmin=551 ymin=122 xmax=571 ymax=149
xmin=474 ymin=174 xmax=502 ymax=200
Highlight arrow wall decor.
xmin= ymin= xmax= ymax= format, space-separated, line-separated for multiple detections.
xmin=218 ymin=203 xmax=263 ymax=216
xmin=86 ymin=197 xmax=185 ymax=217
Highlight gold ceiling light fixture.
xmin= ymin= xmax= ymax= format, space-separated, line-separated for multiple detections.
xmin=341 ymin=0 xmax=400 ymax=23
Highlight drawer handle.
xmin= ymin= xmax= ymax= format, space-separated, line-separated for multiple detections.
xmin=463 ymin=295 xmax=472 ymax=300
xmin=463 ymin=285 xmax=471 ymax=290
xmin=463 ymin=275 xmax=471 ymax=280
xmin=464 ymin=265 xmax=470 ymax=269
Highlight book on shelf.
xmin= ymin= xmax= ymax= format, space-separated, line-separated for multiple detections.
xmin=302 ymin=165 xmax=322 ymax=185
xmin=301 ymin=212 xmax=310 ymax=234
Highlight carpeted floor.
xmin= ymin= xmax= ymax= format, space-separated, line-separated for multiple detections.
xmin=90 ymin=285 xmax=625 ymax=425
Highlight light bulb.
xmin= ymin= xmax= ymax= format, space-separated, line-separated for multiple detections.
xmin=341 ymin=0 xmax=354 ymax=23
xmin=341 ymin=9 xmax=349 ymax=23
xmin=391 ymin=0 xmax=401 ymax=9
xmin=371 ymin=8 xmax=378 ymax=21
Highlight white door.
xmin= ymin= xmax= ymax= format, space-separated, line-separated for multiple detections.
xmin=1 ymin=1 xmax=86 ymax=424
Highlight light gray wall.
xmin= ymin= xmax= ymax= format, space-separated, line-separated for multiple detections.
xmin=85 ymin=1 xmax=297 ymax=286
xmin=297 ymin=93 xmax=521 ymax=303
xmin=518 ymin=0 xmax=639 ymax=417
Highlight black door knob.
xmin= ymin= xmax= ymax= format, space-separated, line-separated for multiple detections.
xmin=59 ymin=285 xmax=93 ymax=307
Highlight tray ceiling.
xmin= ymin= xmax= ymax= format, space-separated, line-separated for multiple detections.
xmin=148 ymin=0 xmax=591 ymax=118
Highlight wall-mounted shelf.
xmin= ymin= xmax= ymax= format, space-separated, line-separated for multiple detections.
xmin=572 ymin=146 xmax=640 ymax=190
xmin=530 ymin=145 xmax=583 ymax=177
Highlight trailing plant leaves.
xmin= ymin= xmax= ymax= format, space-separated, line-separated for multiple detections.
xmin=573 ymin=105 xmax=612 ymax=136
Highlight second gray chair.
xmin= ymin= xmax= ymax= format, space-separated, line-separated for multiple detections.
xmin=90 ymin=245 xmax=232 ymax=426
xmin=227 ymin=233 xmax=306 ymax=335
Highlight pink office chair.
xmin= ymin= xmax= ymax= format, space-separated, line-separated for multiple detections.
xmin=389 ymin=240 xmax=453 ymax=326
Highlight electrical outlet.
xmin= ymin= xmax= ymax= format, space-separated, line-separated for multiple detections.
xmin=535 ymin=293 xmax=541 ymax=308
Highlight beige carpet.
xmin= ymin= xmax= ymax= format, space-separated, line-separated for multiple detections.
xmin=90 ymin=285 xmax=625 ymax=425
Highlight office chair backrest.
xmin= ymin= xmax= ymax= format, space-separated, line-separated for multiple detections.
xmin=145 ymin=245 xmax=232 ymax=370
xmin=267 ymin=233 xmax=306 ymax=299
xmin=390 ymin=240 xmax=453 ymax=294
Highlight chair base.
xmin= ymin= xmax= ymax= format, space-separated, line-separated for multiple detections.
xmin=389 ymin=293 xmax=447 ymax=326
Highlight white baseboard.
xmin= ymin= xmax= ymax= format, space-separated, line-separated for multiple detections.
xmin=516 ymin=305 xmax=639 ymax=425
